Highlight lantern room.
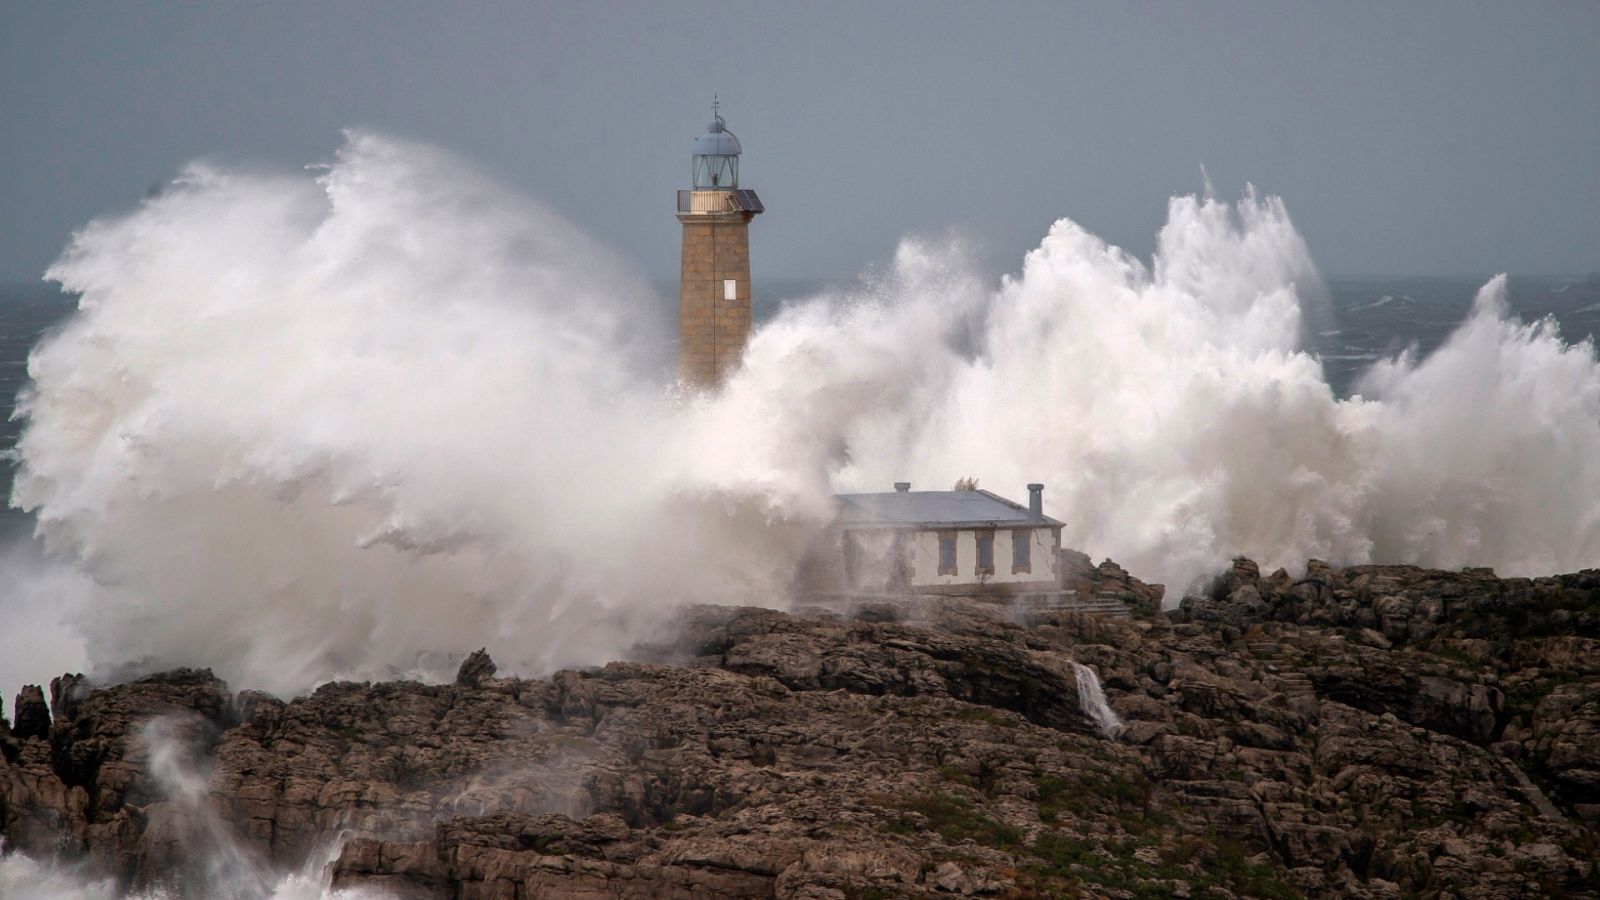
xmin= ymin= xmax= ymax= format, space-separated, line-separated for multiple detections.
xmin=692 ymin=105 xmax=742 ymax=190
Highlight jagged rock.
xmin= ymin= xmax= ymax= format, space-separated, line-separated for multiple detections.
xmin=233 ymin=689 xmax=284 ymax=728
xmin=1229 ymin=556 xmax=1261 ymax=588
xmin=1307 ymin=651 xmax=1505 ymax=743
xmin=50 ymin=673 xmax=92 ymax=722
xmin=456 ymin=648 xmax=497 ymax=688
xmin=1060 ymin=554 xmax=1166 ymax=617
xmin=11 ymin=685 xmax=50 ymax=741
xmin=1532 ymin=681 xmax=1600 ymax=809
xmin=0 ymin=669 xmax=231 ymax=879
xmin=3 ymin=563 xmax=1598 ymax=898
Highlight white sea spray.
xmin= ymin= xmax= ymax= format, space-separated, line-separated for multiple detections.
xmin=3 ymin=131 xmax=1598 ymax=705
xmin=0 ymin=724 xmax=383 ymax=898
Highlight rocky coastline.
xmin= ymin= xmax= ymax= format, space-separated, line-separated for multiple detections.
xmin=3 ymin=559 xmax=1597 ymax=898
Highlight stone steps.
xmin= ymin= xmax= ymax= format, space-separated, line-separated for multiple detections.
xmin=1275 ymin=672 xmax=1315 ymax=697
xmin=1055 ymin=600 xmax=1133 ymax=619
xmin=1020 ymin=593 xmax=1132 ymax=619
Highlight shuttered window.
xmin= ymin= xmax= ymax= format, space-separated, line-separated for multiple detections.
xmin=1012 ymin=529 xmax=1031 ymax=574
xmin=938 ymin=531 xmax=957 ymax=575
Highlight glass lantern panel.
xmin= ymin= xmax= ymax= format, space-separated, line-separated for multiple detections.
xmin=694 ymin=155 xmax=738 ymax=189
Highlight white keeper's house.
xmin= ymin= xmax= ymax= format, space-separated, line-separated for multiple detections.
xmin=796 ymin=482 xmax=1064 ymax=600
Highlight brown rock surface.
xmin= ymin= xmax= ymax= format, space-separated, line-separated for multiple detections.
xmin=2 ymin=561 xmax=1597 ymax=898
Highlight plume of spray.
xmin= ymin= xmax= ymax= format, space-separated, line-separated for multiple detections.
xmin=0 ymin=720 xmax=385 ymax=900
xmin=140 ymin=716 xmax=277 ymax=896
xmin=0 ymin=842 xmax=121 ymax=900
xmin=771 ymin=196 xmax=1600 ymax=592
xmin=8 ymin=131 xmax=1600 ymax=703
xmin=12 ymin=132 xmax=834 ymax=698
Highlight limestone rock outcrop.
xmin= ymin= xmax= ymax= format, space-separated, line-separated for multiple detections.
xmin=2 ymin=561 xmax=1597 ymax=898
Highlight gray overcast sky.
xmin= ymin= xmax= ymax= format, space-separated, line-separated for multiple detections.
xmin=3 ymin=1 xmax=1597 ymax=284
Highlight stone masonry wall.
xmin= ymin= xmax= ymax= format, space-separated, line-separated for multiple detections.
xmin=678 ymin=212 xmax=752 ymax=387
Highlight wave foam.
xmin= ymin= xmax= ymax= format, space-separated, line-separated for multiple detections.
xmin=8 ymin=133 xmax=1599 ymax=697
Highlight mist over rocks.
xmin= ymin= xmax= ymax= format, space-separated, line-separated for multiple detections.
xmin=2 ymin=562 xmax=1598 ymax=898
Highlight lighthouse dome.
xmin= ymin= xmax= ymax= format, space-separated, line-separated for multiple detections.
xmin=693 ymin=116 xmax=742 ymax=156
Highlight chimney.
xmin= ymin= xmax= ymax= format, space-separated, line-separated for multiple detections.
xmin=1027 ymin=483 xmax=1043 ymax=518
xmin=894 ymin=482 xmax=911 ymax=493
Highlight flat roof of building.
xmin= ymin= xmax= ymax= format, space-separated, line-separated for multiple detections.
xmin=834 ymin=489 xmax=1062 ymax=529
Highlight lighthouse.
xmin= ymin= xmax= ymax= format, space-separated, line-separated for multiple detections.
xmin=677 ymin=100 xmax=763 ymax=387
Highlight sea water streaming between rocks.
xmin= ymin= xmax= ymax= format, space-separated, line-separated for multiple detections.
xmin=1071 ymin=661 xmax=1124 ymax=738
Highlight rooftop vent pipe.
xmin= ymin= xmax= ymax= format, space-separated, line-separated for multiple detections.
xmin=1027 ymin=483 xmax=1044 ymax=518
xmin=894 ymin=482 xmax=911 ymax=492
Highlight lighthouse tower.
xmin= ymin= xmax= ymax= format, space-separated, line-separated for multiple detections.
xmin=677 ymin=100 xmax=763 ymax=387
